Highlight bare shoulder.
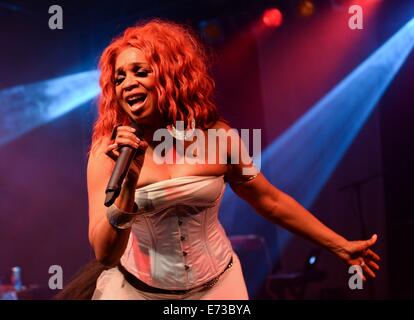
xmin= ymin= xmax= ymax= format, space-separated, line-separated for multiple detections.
xmin=208 ymin=120 xmax=232 ymax=131
xmin=207 ymin=120 xmax=240 ymax=143
xmin=89 ymin=136 xmax=111 ymax=159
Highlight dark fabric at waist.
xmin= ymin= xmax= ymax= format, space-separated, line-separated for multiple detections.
xmin=117 ymin=257 xmax=233 ymax=295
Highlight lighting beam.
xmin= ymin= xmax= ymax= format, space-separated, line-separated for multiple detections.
xmin=0 ymin=70 xmax=99 ymax=146
xmin=220 ymin=16 xmax=414 ymax=296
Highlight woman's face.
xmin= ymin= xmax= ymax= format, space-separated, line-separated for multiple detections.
xmin=114 ymin=47 xmax=159 ymax=125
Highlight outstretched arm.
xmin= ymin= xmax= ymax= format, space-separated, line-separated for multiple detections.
xmin=230 ymin=173 xmax=380 ymax=280
xmin=212 ymin=120 xmax=381 ymax=280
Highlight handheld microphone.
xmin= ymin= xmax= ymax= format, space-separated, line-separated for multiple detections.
xmin=104 ymin=122 xmax=145 ymax=207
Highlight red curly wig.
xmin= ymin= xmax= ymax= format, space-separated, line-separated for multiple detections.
xmin=91 ymin=19 xmax=222 ymax=148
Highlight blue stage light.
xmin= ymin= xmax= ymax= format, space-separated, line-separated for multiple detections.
xmin=309 ymin=256 xmax=316 ymax=265
xmin=0 ymin=70 xmax=99 ymax=146
xmin=221 ymin=16 xmax=414 ymax=296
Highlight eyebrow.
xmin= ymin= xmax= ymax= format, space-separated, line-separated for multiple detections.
xmin=115 ymin=62 xmax=148 ymax=75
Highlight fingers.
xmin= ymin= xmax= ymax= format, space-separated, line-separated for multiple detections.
xmin=116 ymin=125 xmax=138 ymax=137
xmin=365 ymin=249 xmax=380 ymax=262
xmin=355 ymin=234 xmax=378 ymax=253
xmin=358 ymin=255 xmax=379 ymax=280
xmin=105 ymin=143 xmax=119 ymax=161
xmin=361 ymin=262 xmax=376 ymax=279
xmin=105 ymin=125 xmax=147 ymax=162
xmin=360 ymin=236 xmax=380 ymax=280
xmin=139 ymin=140 xmax=149 ymax=150
xmin=355 ymin=265 xmax=366 ymax=282
xmin=115 ymin=137 xmax=140 ymax=149
xmin=367 ymin=260 xmax=380 ymax=271
xmin=111 ymin=125 xmax=147 ymax=152
xmin=113 ymin=126 xmax=141 ymax=149
xmin=366 ymin=234 xmax=377 ymax=246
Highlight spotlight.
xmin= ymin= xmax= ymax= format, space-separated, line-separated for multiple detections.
xmin=262 ymin=8 xmax=283 ymax=28
xmin=303 ymin=249 xmax=325 ymax=284
xmin=298 ymin=0 xmax=315 ymax=17
xmin=308 ymin=255 xmax=317 ymax=265
xmin=0 ymin=70 xmax=99 ymax=146
xmin=305 ymin=249 xmax=321 ymax=269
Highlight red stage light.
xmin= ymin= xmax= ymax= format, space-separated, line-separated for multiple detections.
xmin=262 ymin=8 xmax=283 ymax=28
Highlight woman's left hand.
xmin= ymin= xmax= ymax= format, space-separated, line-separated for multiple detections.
xmin=334 ymin=234 xmax=381 ymax=281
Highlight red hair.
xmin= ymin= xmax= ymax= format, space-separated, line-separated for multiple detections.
xmin=91 ymin=19 xmax=222 ymax=149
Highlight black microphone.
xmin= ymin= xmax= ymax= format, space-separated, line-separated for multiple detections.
xmin=104 ymin=122 xmax=145 ymax=207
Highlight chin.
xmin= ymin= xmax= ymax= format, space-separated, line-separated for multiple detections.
xmin=129 ymin=110 xmax=153 ymax=125
xmin=121 ymin=101 xmax=158 ymax=125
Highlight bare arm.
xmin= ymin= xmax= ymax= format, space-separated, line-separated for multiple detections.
xmin=230 ymin=173 xmax=348 ymax=252
xmin=230 ymin=174 xmax=380 ymax=279
xmin=87 ymin=126 xmax=146 ymax=266
xmin=214 ymin=120 xmax=381 ymax=279
xmin=87 ymin=139 xmax=134 ymax=266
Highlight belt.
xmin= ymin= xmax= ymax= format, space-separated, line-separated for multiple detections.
xmin=118 ymin=257 xmax=233 ymax=295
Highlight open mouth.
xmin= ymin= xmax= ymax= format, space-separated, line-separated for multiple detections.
xmin=126 ymin=93 xmax=147 ymax=112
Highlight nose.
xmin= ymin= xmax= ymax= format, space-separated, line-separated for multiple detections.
xmin=122 ymin=76 xmax=140 ymax=92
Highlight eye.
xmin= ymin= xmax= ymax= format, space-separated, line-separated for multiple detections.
xmin=136 ymin=69 xmax=150 ymax=77
xmin=114 ymin=75 xmax=125 ymax=86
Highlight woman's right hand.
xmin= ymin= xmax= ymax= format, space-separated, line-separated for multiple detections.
xmin=104 ymin=125 xmax=148 ymax=181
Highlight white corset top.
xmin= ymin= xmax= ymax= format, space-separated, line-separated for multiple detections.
xmin=120 ymin=175 xmax=234 ymax=290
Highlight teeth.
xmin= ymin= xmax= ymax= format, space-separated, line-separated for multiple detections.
xmin=126 ymin=94 xmax=146 ymax=107
xmin=126 ymin=94 xmax=146 ymax=102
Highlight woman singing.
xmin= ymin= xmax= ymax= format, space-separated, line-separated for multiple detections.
xmin=86 ymin=19 xmax=380 ymax=300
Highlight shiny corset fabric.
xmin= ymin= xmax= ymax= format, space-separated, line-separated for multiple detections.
xmin=120 ymin=175 xmax=234 ymax=291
